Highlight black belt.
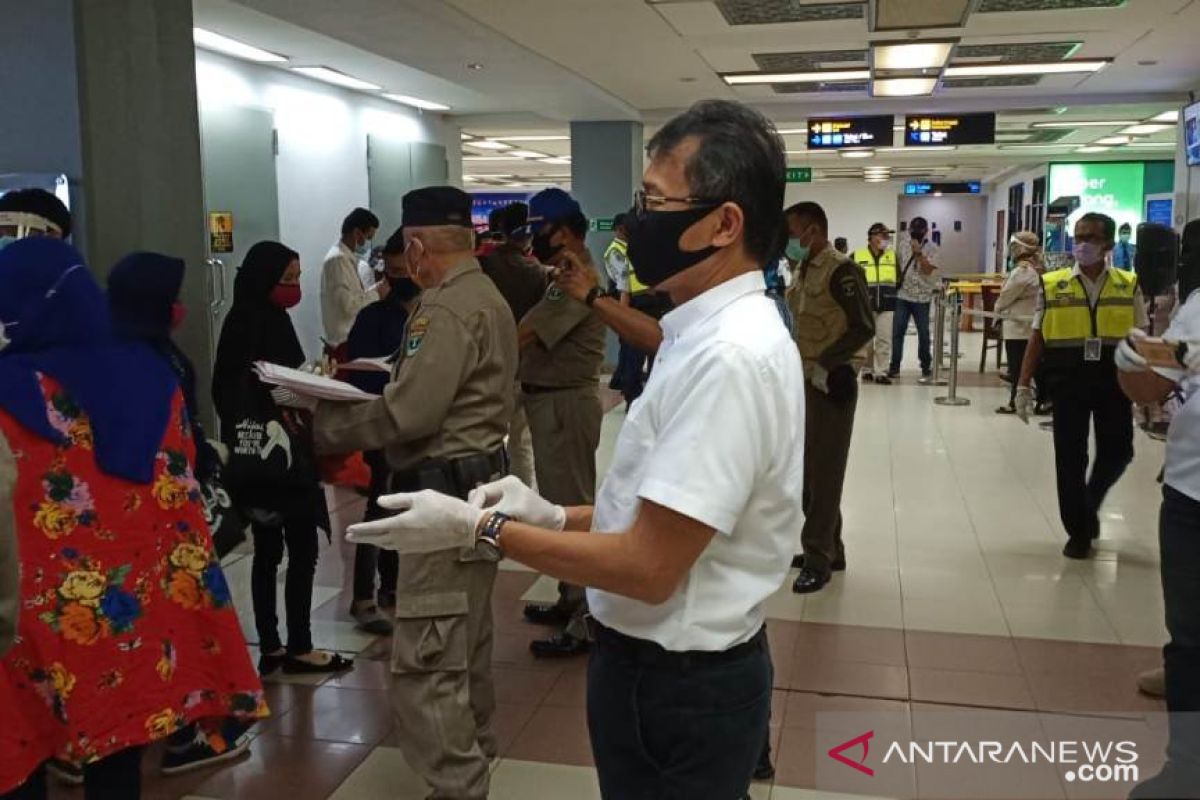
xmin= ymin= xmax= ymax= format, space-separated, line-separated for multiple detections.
xmin=388 ymin=447 xmax=508 ymax=498
xmin=521 ymin=383 xmax=586 ymax=395
xmin=590 ymin=621 xmax=767 ymax=670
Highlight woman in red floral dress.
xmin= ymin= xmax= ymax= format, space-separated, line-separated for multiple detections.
xmin=0 ymin=239 xmax=266 ymax=799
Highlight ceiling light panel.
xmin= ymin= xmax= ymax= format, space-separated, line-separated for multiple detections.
xmin=874 ymin=0 xmax=972 ymax=30
xmin=1031 ymin=119 xmax=1137 ymax=129
xmin=383 ymin=94 xmax=450 ymax=111
xmin=1121 ymin=124 xmax=1171 ymax=135
xmin=291 ymin=67 xmax=381 ymax=91
xmin=461 ymin=156 xmax=525 ymax=162
xmin=1093 ymin=136 xmax=1131 ymax=145
xmin=194 ymin=28 xmax=288 ymax=63
xmin=872 ymin=77 xmax=938 ymax=97
xmin=540 ymin=157 xmax=572 ymax=165
xmin=723 ymin=69 xmax=871 ymax=85
xmin=1123 ymin=141 xmax=1176 ymax=148
xmin=495 ymin=135 xmax=570 ymax=142
xmin=1076 ymin=146 xmax=1111 ymax=153
xmin=464 ymin=140 xmax=511 ymax=151
xmin=840 ymin=149 xmax=875 ymax=159
xmin=508 ymin=150 xmax=550 ymax=159
xmin=944 ymin=59 xmax=1109 ymax=78
xmin=872 ymin=41 xmax=956 ymax=71
xmin=1149 ymin=110 xmax=1180 ymax=123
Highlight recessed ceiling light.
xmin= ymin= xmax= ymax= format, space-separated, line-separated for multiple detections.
xmin=840 ymin=149 xmax=876 ymax=159
xmin=1031 ymin=120 xmax=1138 ymax=129
xmin=1094 ymin=136 xmax=1132 ymax=146
xmin=722 ymin=69 xmax=871 ymax=86
xmin=383 ymin=93 xmax=450 ymax=111
xmin=1121 ymin=123 xmax=1172 ymax=135
xmin=1149 ymin=110 xmax=1180 ymax=123
xmin=467 ymin=63 xmax=485 ymax=71
xmin=865 ymin=177 xmax=890 ymax=183
xmin=291 ymin=67 xmax=381 ymax=92
xmin=508 ymin=150 xmax=550 ymax=159
xmin=464 ymin=140 xmax=511 ymax=151
xmin=871 ymin=78 xmax=937 ymax=97
xmin=872 ymin=41 xmax=956 ymax=71
xmin=1076 ymin=146 xmax=1111 ymax=153
xmin=193 ymin=28 xmax=288 ymax=63
xmin=460 ymin=133 xmax=474 ymax=141
xmin=943 ymin=59 xmax=1110 ymax=78
xmin=540 ymin=157 xmax=572 ymax=165
xmin=461 ymin=156 xmax=525 ymax=162
xmin=1123 ymin=141 xmax=1176 ymax=148
xmin=877 ymin=145 xmax=957 ymax=152
xmin=495 ymin=135 xmax=570 ymax=142
xmin=777 ymin=129 xmax=809 ymax=135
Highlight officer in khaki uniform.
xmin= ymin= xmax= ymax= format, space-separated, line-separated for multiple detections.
xmin=310 ymin=187 xmax=517 ymax=800
xmin=518 ymin=188 xmax=606 ymax=657
xmin=784 ymin=202 xmax=874 ymax=595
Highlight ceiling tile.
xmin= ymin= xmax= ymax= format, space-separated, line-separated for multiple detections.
xmin=715 ymin=0 xmax=864 ymax=26
xmin=977 ymin=0 xmax=1124 ymax=12
xmin=953 ymin=41 xmax=1079 ymax=63
xmin=753 ymin=49 xmax=868 ymax=71
xmin=874 ymin=0 xmax=972 ymax=30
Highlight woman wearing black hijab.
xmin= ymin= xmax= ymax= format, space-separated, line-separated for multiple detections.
xmin=213 ymin=241 xmax=350 ymax=675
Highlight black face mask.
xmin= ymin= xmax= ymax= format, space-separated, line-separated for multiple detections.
xmin=910 ymin=224 xmax=928 ymax=241
xmin=626 ymin=206 xmax=721 ymax=287
xmin=387 ymin=275 xmax=420 ymax=302
xmin=531 ymin=230 xmax=563 ymax=264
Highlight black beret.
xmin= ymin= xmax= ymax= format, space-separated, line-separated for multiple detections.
xmin=402 ymin=186 xmax=473 ymax=228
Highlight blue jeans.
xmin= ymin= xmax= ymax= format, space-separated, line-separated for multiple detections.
xmin=890 ymin=298 xmax=932 ymax=374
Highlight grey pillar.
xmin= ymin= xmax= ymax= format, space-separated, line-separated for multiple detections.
xmin=570 ymin=121 xmax=644 ymax=365
xmin=1 ymin=0 xmax=212 ymax=424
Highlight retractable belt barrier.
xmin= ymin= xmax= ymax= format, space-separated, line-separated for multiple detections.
xmin=934 ymin=288 xmax=1033 ymax=409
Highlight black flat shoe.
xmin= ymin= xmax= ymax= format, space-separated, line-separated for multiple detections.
xmin=282 ymin=652 xmax=354 ymax=674
xmin=529 ymin=632 xmax=590 ymax=658
xmin=862 ymin=373 xmax=876 ymax=383
xmin=1062 ymin=539 xmax=1093 ymax=560
xmin=875 ymin=375 xmax=893 ymax=385
xmin=792 ymin=567 xmax=831 ymax=594
xmin=523 ymin=603 xmax=571 ymax=627
xmin=257 ymin=651 xmax=285 ymax=676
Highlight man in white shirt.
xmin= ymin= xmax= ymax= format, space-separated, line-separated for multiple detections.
xmin=348 ymin=99 xmax=805 ymax=798
xmin=890 ymin=216 xmax=942 ymax=382
xmin=321 ymin=207 xmax=387 ymax=348
xmin=1116 ymin=290 xmax=1200 ymax=798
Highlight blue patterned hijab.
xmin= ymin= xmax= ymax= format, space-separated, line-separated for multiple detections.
xmin=0 ymin=238 xmax=179 ymax=483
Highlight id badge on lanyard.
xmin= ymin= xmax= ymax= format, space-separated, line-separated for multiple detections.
xmin=1084 ymin=337 xmax=1102 ymax=362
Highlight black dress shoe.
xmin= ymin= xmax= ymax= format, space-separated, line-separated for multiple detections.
xmin=792 ymin=567 xmax=831 ymax=594
xmin=523 ymin=603 xmax=571 ymax=626
xmin=530 ymin=632 xmax=590 ymax=658
xmin=1062 ymin=538 xmax=1093 ymax=560
xmin=752 ymin=760 xmax=776 ymax=781
xmin=875 ymin=375 xmax=893 ymax=385
xmin=791 ymin=555 xmax=845 ymax=572
xmin=862 ymin=373 xmax=876 ymax=383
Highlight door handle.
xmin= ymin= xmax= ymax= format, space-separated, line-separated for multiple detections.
xmin=207 ymin=257 xmax=227 ymax=315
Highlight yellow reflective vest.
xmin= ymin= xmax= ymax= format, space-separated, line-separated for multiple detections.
xmin=606 ymin=237 xmax=648 ymax=294
xmin=852 ymin=247 xmax=897 ymax=287
xmin=1040 ymin=267 xmax=1137 ymax=350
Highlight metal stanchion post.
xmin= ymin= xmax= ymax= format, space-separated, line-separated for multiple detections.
xmin=930 ymin=289 xmax=948 ymax=387
xmin=935 ymin=291 xmax=970 ymax=407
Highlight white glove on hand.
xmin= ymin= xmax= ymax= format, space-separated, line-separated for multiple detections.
xmin=467 ymin=475 xmax=566 ymax=531
xmin=1115 ymin=328 xmax=1150 ymax=373
xmin=270 ymin=386 xmax=318 ymax=412
xmin=1182 ymin=342 xmax=1200 ymax=375
xmin=346 ymin=490 xmax=485 ymax=553
xmin=1014 ymin=385 xmax=1035 ymax=425
xmin=809 ymin=364 xmax=830 ymax=394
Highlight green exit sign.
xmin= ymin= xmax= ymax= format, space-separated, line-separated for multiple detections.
xmin=786 ymin=167 xmax=812 ymax=183
xmin=591 ymin=218 xmax=615 ymax=232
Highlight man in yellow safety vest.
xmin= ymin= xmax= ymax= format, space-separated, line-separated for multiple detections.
xmin=1015 ymin=212 xmax=1148 ymax=559
xmin=853 ymin=222 xmax=898 ymax=384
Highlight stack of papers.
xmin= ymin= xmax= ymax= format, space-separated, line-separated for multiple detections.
xmin=254 ymin=362 xmax=375 ymax=402
xmin=337 ymin=356 xmax=392 ymax=374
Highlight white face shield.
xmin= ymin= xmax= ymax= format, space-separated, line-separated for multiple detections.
xmin=0 ymin=211 xmax=62 ymax=240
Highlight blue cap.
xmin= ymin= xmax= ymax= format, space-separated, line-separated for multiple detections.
xmin=528 ymin=188 xmax=581 ymax=233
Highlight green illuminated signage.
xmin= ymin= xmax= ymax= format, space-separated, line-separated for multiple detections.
xmin=1048 ymin=162 xmax=1145 ymax=239
xmin=785 ymin=167 xmax=812 ymax=183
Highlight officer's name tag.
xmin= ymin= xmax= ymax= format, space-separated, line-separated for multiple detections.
xmin=1084 ymin=337 xmax=1102 ymax=362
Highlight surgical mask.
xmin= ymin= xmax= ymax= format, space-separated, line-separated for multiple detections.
xmin=0 ymin=236 xmax=17 ymax=252
xmin=355 ymin=239 xmax=372 ymax=258
xmin=785 ymin=238 xmax=809 ymax=263
xmin=879 ymin=238 xmax=891 ymax=250
xmin=0 ymin=320 xmax=14 ymax=351
xmin=1072 ymin=241 xmax=1105 ymax=267
xmin=626 ymin=206 xmax=721 ymax=287
xmin=1119 ymin=233 xmax=1131 ymax=243
xmin=269 ymin=284 xmax=302 ymax=309
xmin=531 ymin=231 xmax=563 ymax=264
xmin=170 ymin=302 xmax=186 ymax=330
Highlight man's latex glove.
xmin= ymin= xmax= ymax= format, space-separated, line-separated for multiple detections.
xmin=270 ymin=386 xmax=318 ymax=412
xmin=468 ymin=475 xmax=566 ymax=531
xmin=1014 ymin=385 xmax=1035 ymax=424
xmin=1115 ymin=328 xmax=1150 ymax=373
xmin=1182 ymin=342 xmax=1200 ymax=375
xmin=809 ymin=364 xmax=830 ymax=394
xmin=346 ymin=490 xmax=485 ymax=554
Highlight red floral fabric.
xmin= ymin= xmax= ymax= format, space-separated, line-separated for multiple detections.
xmin=0 ymin=377 xmax=266 ymax=792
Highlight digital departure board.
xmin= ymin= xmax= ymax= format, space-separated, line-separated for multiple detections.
xmin=807 ymin=115 xmax=894 ymax=149
xmin=904 ymin=113 xmax=996 ymax=146
xmin=904 ymin=182 xmax=982 ymax=195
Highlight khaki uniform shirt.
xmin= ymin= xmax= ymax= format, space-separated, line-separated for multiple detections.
xmin=787 ymin=245 xmax=875 ymax=378
xmin=0 ymin=429 xmax=18 ymax=656
xmin=314 ymin=258 xmax=518 ymax=471
xmin=518 ymin=249 xmax=606 ymax=389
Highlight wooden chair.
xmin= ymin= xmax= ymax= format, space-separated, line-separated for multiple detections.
xmin=979 ymin=284 xmax=1004 ymax=373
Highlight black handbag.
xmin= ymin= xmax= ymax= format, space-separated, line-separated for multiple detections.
xmin=200 ymin=463 xmax=248 ymax=559
xmin=221 ymin=371 xmax=319 ymax=494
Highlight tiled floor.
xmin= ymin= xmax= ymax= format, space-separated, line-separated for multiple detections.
xmin=49 ymin=339 xmax=1174 ymax=799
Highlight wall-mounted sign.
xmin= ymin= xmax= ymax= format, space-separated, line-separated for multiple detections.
xmin=208 ymin=211 xmax=234 ymax=254
xmin=590 ymin=218 xmax=615 ymax=232
xmin=785 ymin=167 xmax=813 ymax=183
xmin=1048 ymin=162 xmax=1145 ymax=238
xmin=905 ymin=113 xmax=996 ymax=146
xmin=904 ymin=182 xmax=982 ymax=195
xmin=807 ymin=116 xmax=894 ymax=149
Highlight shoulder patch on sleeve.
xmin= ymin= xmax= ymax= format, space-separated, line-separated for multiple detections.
xmin=405 ymin=316 xmax=431 ymax=357
xmin=547 ymin=285 xmax=564 ymax=301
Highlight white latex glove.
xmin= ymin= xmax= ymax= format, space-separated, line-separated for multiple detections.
xmin=809 ymin=364 xmax=830 ymax=394
xmin=1115 ymin=328 xmax=1150 ymax=373
xmin=1014 ymin=385 xmax=1035 ymax=425
xmin=467 ymin=475 xmax=566 ymax=531
xmin=1182 ymin=343 xmax=1200 ymax=375
xmin=346 ymin=490 xmax=484 ymax=553
xmin=270 ymin=386 xmax=318 ymax=412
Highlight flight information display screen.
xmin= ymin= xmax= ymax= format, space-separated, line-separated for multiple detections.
xmin=904 ymin=113 xmax=996 ymax=146
xmin=807 ymin=115 xmax=894 ymax=149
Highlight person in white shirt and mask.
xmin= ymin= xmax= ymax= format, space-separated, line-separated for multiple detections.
xmin=347 ymin=99 xmax=805 ymax=799
xmin=321 ymin=207 xmax=387 ymax=350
